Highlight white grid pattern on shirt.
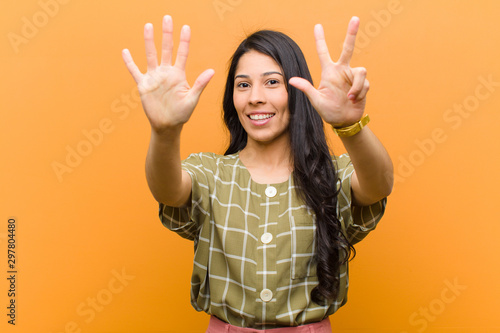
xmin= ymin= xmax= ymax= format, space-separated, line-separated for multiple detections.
xmin=159 ymin=152 xmax=386 ymax=329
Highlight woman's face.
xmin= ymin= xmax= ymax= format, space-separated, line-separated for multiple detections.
xmin=233 ymin=50 xmax=290 ymax=147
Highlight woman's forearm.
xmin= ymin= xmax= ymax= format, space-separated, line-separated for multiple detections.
xmin=145 ymin=126 xmax=192 ymax=207
xmin=339 ymin=125 xmax=393 ymax=206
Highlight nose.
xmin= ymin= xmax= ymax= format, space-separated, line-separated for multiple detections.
xmin=248 ymin=85 xmax=266 ymax=105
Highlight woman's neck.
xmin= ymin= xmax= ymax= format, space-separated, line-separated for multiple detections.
xmin=239 ymin=136 xmax=293 ymax=184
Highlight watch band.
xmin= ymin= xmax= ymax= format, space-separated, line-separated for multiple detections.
xmin=332 ymin=114 xmax=370 ymax=138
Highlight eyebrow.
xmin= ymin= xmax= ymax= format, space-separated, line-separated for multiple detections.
xmin=235 ymin=71 xmax=284 ymax=79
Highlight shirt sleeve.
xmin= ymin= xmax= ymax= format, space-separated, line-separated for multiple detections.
xmin=158 ymin=152 xmax=213 ymax=241
xmin=335 ymin=154 xmax=387 ymax=245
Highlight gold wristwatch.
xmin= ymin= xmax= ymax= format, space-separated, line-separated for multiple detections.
xmin=332 ymin=114 xmax=370 ymax=138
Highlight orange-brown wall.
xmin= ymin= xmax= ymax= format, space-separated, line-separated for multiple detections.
xmin=1 ymin=1 xmax=499 ymax=332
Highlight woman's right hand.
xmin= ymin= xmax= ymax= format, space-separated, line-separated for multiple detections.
xmin=122 ymin=15 xmax=214 ymax=133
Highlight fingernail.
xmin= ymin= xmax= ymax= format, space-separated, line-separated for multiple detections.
xmin=348 ymin=94 xmax=355 ymax=100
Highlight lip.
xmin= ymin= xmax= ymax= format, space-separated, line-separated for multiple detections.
xmin=247 ymin=112 xmax=275 ymax=126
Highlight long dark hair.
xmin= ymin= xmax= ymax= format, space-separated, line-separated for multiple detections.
xmin=222 ymin=30 xmax=355 ymax=304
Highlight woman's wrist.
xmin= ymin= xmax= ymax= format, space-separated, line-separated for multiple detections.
xmin=151 ymin=123 xmax=184 ymax=139
xmin=331 ymin=114 xmax=370 ymax=138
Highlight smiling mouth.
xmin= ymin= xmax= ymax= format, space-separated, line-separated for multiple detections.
xmin=248 ymin=114 xmax=275 ymax=120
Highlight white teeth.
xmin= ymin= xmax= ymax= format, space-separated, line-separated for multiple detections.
xmin=249 ymin=114 xmax=274 ymax=120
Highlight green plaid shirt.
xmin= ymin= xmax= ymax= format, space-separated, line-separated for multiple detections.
xmin=159 ymin=152 xmax=386 ymax=329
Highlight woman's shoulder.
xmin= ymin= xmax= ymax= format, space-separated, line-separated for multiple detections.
xmin=183 ymin=151 xmax=240 ymax=169
xmin=333 ymin=153 xmax=352 ymax=171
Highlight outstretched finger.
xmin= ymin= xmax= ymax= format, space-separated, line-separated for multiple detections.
xmin=144 ymin=23 xmax=158 ymax=71
xmin=122 ymin=49 xmax=143 ymax=84
xmin=160 ymin=15 xmax=174 ymax=66
xmin=338 ymin=16 xmax=360 ymax=66
xmin=289 ymin=77 xmax=321 ymax=105
xmin=174 ymin=25 xmax=191 ymax=70
xmin=189 ymin=68 xmax=215 ymax=101
xmin=314 ymin=24 xmax=333 ymax=69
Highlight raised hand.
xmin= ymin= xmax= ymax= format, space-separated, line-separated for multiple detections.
xmin=122 ymin=15 xmax=214 ymax=133
xmin=289 ymin=17 xmax=368 ymax=127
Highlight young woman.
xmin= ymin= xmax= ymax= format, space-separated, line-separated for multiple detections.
xmin=122 ymin=15 xmax=393 ymax=332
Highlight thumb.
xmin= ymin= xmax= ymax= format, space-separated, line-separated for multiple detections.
xmin=190 ymin=68 xmax=215 ymax=100
xmin=289 ymin=77 xmax=320 ymax=103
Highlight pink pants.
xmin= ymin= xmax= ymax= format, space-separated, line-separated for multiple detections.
xmin=206 ymin=316 xmax=332 ymax=332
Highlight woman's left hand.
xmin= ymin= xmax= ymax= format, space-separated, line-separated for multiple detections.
xmin=289 ymin=17 xmax=368 ymax=127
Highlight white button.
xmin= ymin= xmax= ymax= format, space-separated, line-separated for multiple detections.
xmin=260 ymin=289 xmax=273 ymax=302
xmin=261 ymin=232 xmax=273 ymax=244
xmin=265 ymin=186 xmax=277 ymax=198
